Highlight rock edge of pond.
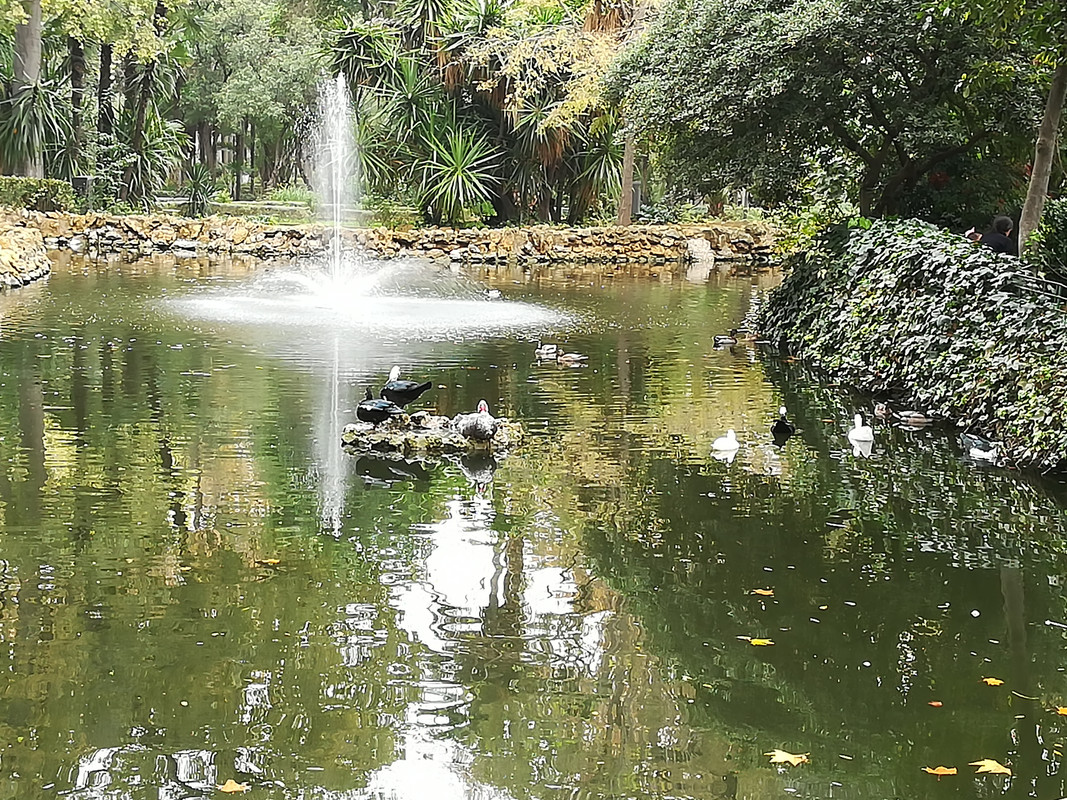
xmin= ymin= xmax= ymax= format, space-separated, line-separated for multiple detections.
xmin=1 ymin=205 xmax=775 ymax=267
xmin=0 ymin=225 xmax=51 ymax=288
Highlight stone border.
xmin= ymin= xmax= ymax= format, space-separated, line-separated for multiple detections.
xmin=4 ymin=207 xmax=776 ymax=265
xmin=0 ymin=225 xmax=51 ymax=289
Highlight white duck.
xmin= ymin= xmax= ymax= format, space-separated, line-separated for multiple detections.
xmin=454 ymin=400 xmax=499 ymax=441
xmin=712 ymin=429 xmax=741 ymax=451
xmin=535 ymin=341 xmax=558 ymax=360
xmin=847 ymin=413 xmax=874 ymax=442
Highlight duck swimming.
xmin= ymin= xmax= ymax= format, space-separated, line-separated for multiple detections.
xmin=556 ymin=351 xmax=588 ymax=366
xmin=771 ymin=406 xmax=795 ymax=438
xmin=454 ymin=399 xmax=499 ymax=441
xmin=714 ymin=329 xmax=739 ymax=348
xmin=381 ymin=366 xmax=432 ymax=407
xmin=712 ymin=429 xmax=741 ymax=451
xmin=357 ymin=388 xmax=405 ymax=425
xmin=847 ymin=413 xmax=874 ymax=442
xmin=894 ymin=409 xmax=935 ymax=426
xmin=960 ymin=432 xmax=998 ymax=461
xmin=535 ymin=341 xmax=558 ymax=359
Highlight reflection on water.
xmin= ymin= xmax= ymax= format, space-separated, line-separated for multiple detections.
xmin=0 ymin=252 xmax=1065 ymax=799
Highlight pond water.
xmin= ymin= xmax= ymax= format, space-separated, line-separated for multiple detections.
xmin=1 ymin=251 xmax=1067 ymax=800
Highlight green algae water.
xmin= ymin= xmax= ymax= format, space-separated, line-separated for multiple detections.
xmin=1 ymin=252 xmax=1067 ymax=799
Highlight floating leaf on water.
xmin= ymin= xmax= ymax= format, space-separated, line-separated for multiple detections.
xmin=970 ymin=759 xmax=1011 ymax=775
xmin=928 ymin=701 xmax=943 ymax=707
xmin=1055 ymin=706 xmax=1067 ymax=715
xmin=751 ymin=588 xmax=774 ymax=596
xmin=749 ymin=638 xmax=774 ymax=646
xmin=217 ymin=780 xmax=250 ymax=793
xmin=982 ymin=677 xmax=1004 ymax=686
xmin=256 ymin=558 xmax=281 ymax=566
xmin=922 ymin=766 xmax=957 ymax=778
xmin=765 ymin=750 xmax=809 ymax=766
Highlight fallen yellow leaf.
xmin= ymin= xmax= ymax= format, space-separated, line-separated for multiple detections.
xmin=765 ymin=749 xmax=809 ymax=766
xmin=983 ymin=677 xmax=1004 ymax=686
xmin=217 ymin=780 xmax=250 ymax=794
xmin=970 ymin=759 xmax=1011 ymax=775
xmin=1056 ymin=706 xmax=1067 ymax=715
xmin=749 ymin=638 xmax=775 ymax=646
xmin=928 ymin=701 xmax=943 ymax=707
xmin=256 ymin=558 xmax=281 ymax=566
xmin=751 ymin=589 xmax=774 ymax=597
xmin=922 ymin=766 xmax=957 ymax=777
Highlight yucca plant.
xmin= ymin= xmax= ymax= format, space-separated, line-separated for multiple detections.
xmin=419 ymin=126 xmax=500 ymax=224
xmin=0 ymin=80 xmax=71 ymax=176
xmin=182 ymin=163 xmax=215 ymax=217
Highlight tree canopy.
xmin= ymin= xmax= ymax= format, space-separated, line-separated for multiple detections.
xmin=614 ymin=0 xmax=1042 ymax=219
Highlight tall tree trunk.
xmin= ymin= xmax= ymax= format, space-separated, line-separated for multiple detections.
xmin=13 ymin=0 xmax=44 ymax=178
xmin=98 ymin=43 xmax=114 ymax=137
xmin=119 ymin=0 xmax=167 ymax=203
xmin=233 ymin=125 xmax=245 ymax=202
xmin=69 ymin=37 xmax=86 ymax=169
xmin=616 ymin=132 xmax=636 ymax=225
xmin=1019 ymin=59 xmax=1067 ymax=257
xmin=122 ymin=53 xmax=137 ymax=112
xmin=248 ymin=122 xmax=255 ymax=197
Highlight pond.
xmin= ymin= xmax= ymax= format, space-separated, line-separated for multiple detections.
xmin=1 ymin=251 xmax=1066 ymax=799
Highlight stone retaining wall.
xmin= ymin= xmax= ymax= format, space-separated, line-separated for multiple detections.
xmin=4 ymin=208 xmax=775 ymax=265
xmin=0 ymin=225 xmax=51 ymax=288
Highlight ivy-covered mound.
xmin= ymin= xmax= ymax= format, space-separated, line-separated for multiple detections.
xmin=760 ymin=219 xmax=1067 ymax=471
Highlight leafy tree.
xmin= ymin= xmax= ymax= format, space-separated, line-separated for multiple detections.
xmin=936 ymin=0 xmax=1066 ymax=253
xmin=614 ymin=0 xmax=1038 ymax=218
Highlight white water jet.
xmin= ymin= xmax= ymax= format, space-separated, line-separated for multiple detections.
xmin=312 ymin=74 xmax=359 ymax=283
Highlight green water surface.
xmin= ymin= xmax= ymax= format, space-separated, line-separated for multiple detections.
xmin=0 ymin=253 xmax=1065 ymax=799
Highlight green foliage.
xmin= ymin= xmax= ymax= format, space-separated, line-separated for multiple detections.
xmin=615 ymin=0 xmax=1038 ymax=218
xmin=1027 ymin=197 xmax=1067 ymax=281
xmin=0 ymin=176 xmax=75 ymax=211
xmin=761 ymin=218 xmax=1067 ymax=469
xmin=118 ymin=107 xmax=188 ymax=208
xmin=0 ymin=79 xmax=71 ymax=172
xmin=181 ymin=163 xmax=214 ymax=217
xmin=419 ymin=128 xmax=500 ymax=225
xmin=266 ymin=184 xmax=316 ymax=208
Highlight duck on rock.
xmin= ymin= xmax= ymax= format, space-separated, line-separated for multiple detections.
xmin=357 ymin=388 xmax=405 ymax=425
xmin=381 ymin=366 xmax=433 ymax=407
xmin=454 ymin=400 xmax=499 ymax=441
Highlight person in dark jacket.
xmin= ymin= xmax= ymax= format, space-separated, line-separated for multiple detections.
xmin=978 ymin=215 xmax=1017 ymax=256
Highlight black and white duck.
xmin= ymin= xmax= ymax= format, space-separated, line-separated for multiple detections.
xmin=380 ymin=365 xmax=432 ymax=407
xmin=357 ymin=388 xmax=405 ymax=425
xmin=771 ymin=406 xmax=795 ymax=440
xmin=714 ymin=329 xmax=739 ymax=348
xmin=960 ymin=432 xmax=998 ymax=461
xmin=454 ymin=399 xmax=499 ymax=441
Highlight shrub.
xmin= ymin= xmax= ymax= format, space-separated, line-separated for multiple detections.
xmin=182 ymin=164 xmax=214 ymax=217
xmin=760 ymin=218 xmax=1067 ymax=470
xmin=0 ymin=176 xmax=76 ymax=211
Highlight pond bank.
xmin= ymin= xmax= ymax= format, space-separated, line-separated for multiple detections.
xmin=0 ymin=225 xmax=51 ymax=288
xmin=2 ymin=207 xmax=775 ymax=265
xmin=760 ymin=219 xmax=1067 ymax=471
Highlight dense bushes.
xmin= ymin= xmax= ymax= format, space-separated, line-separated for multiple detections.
xmin=0 ymin=177 xmax=75 ymax=212
xmin=761 ymin=219 xmax=1067 ymax=470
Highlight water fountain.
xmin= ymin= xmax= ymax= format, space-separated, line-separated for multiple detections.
xmin=165 ymin=75 xmax=568 ymax=534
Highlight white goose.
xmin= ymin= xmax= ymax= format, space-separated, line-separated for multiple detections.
xmin=712 ymin=429 xmax=741 ymax=452
xmin=847 ymin=413 xmax=874 ymax=442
